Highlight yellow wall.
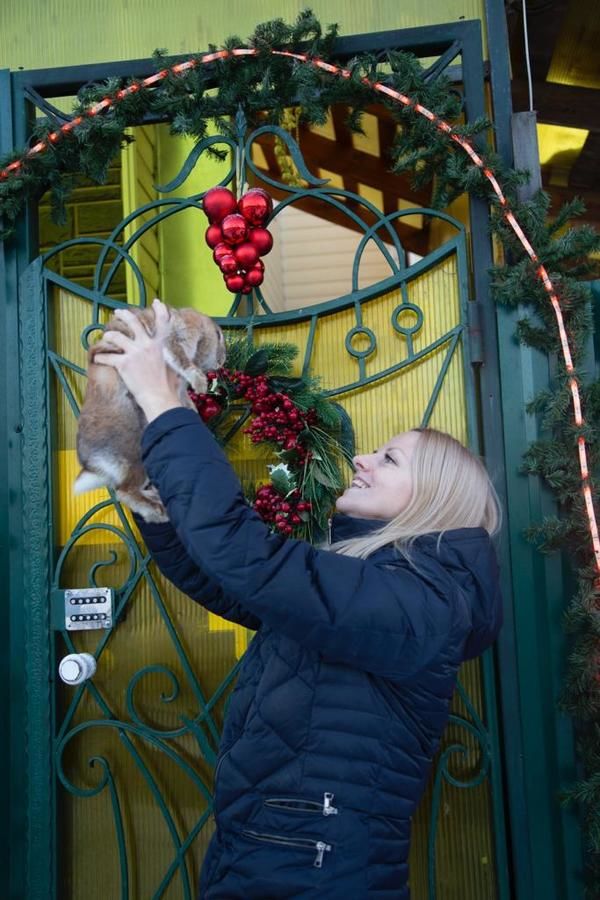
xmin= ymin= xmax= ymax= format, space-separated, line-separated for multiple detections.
xmin=154 ymin=124 xmax=232 ymax=315
xmin=0 ymin=2 xmax=485 ymax=71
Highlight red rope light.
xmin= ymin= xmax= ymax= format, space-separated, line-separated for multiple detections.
xmin=1 ymin=46 xmax=598 ymax=571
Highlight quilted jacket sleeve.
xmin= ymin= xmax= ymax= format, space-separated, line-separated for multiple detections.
xmin=134 ymin=515 xmax=261 ymax=631
xmin=141 ymin=409 xmax=470 ymax=680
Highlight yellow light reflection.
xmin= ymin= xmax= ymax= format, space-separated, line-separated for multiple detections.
xmin=536 ymin=123 xmax=589 ymax=187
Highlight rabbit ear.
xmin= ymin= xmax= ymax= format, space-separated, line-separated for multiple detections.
xmin=73 ymin=469 xmax=108 ymax=494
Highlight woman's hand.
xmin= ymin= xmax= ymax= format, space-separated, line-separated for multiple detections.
xmin=93 ymin=298 xmax=185 ymax=423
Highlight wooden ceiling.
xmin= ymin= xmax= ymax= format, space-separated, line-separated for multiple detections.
xmin=252 ymin=106 xmax=432 ymax=258
xmin=250 ymin=1 xmax=600 ymax=256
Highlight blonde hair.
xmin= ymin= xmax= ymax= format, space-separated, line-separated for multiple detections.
xmin=331 ymin=428 xmax=501 ymax=560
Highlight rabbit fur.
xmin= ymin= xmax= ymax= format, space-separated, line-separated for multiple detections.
xmin=74 ymin=303 xmax=226 ymax=522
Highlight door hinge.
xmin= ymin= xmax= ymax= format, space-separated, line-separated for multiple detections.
xmin=467 ymin=301 xmax=484 ymax=365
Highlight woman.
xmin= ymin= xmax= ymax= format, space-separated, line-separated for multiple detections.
xmin=95 ymin=299 xmax=503 ymax=900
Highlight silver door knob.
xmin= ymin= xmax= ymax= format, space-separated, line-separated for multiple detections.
xmin=58 ymin=652 xmax=97 ymax=685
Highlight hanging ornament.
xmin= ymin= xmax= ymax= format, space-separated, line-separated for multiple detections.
xmin=221 ymin=213 xmax=248 ymax=245
xmin=246 ymin=265 xmax=264 ymax=287
xmin=205 ymin=224 xmax=223 ymax=248
xmin=202 ymin=186 xmax=238 ymax=223
xmin=213 ymin=242 xmax=233 ymax=264
xmin=225 ymin=273 xmax=245 ymax=293
xmin=218 ymin=254 xmax=238 ymax=274
xmin=238 ymin=187 xmax=273 ymax=225
xmin=202 ymin=185 xmax=275 ymax=294
xmin=234 ymin=241 xmax=260 ymax=268
xmin=248 ymin=227 xmax=273 ymax=256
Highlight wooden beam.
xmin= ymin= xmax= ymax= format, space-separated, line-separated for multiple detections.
xmin=507 ymin=0 xmax=570 ymax=82
xmin=254 ymin=128 xmax=432 ymax=207
xmin=512 ymin=78 xmax=600 ymax=131
xmin=378 ymin=112 xmax=401 ymax=218
xmin=569 ymin=132 xmax=600 ymax=191
xmin=543 ymin=182 xmax=600 ymax=225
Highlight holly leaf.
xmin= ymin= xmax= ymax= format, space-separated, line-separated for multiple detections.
xmin=311 ymin=463 xmax=337 ymax=488
xmin=244 ymin=349 xmax=269 ymax=376
xmin=270 ymin=468 xmax=294 ymax=495
xmin=330 ymin=401 xmax=355 ymax=458
xmin=269 ymin=376 xmax=306 ymax=392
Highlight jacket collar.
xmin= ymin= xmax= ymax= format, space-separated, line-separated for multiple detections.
xmin=330 ymin=514 xmax=390 ymax=543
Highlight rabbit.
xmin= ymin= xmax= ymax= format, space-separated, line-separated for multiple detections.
xmin=74 ymin=303 xmax=226 ymax=522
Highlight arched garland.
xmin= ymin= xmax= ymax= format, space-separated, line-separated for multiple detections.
xmin=1 ymin=9 xmax=600 ymax=887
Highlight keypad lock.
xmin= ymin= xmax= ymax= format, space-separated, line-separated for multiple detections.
xmin=63 ymin=587 xmax=114 ymax=631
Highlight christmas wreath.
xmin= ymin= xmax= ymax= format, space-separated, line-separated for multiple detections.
xmin=189 ymin=339 xmax=354 ymax=541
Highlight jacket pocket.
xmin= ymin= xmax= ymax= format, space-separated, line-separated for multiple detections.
xmin=264 ymin=792 xmax=338 ymax=817
xmin=241 ymin=829 xmax=332 ymax=868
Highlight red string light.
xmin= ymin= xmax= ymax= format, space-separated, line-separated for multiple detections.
xmin=1 ymin=45 xmax=598 ymax=572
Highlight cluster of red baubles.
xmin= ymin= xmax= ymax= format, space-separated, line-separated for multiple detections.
xmin=202 ymin=186 xmax=274 ymax=294
xmin=253 ymin=484 xmax=312 ymax=535
xmin=188 ymin=367 xmax=316 ymax=534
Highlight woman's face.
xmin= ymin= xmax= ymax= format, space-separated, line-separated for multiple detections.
xmin=335 ymin=430 xmax=420 ymax=520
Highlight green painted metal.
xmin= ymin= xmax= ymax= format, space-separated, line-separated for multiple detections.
xmin=19 ymin=257 xmax=55 ymax=899
xmin=3 ymin=20 xmax=521 ymax=900
xmin=483 ymin=2 xmax=584 ymax=898
xmin=428 ymin=682 xmax=493 ymax=899
xmin=0 ymin=67 xmax=16 ymax=900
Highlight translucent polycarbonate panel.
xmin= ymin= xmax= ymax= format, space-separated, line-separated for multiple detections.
xmin=247 ymin=250 xmax=469 ymax=445
xmin=50 ymin=286 xmax=252 ymax=899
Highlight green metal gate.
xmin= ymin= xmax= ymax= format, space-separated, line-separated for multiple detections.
xmin=2 ymin=19 xmax=531 ymax=900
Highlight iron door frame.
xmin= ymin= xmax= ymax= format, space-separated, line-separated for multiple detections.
xmin=0 ymin=15 xmax=570 ymax=899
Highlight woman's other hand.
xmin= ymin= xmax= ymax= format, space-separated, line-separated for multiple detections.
xmin=93 ymin=298 xmax=184 ymax=422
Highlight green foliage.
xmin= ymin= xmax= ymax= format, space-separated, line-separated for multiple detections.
xmin=208 ymin=339 xmax=352 ymax=540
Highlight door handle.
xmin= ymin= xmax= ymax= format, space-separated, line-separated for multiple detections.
xmin=58 ymin=652 xmax=97 ymax=685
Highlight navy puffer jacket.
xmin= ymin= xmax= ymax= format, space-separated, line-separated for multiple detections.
xmin=138 ymin=408 xmax=502 ymax=899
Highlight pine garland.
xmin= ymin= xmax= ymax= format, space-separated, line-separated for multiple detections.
xmin=1 ymin=8 xmax=600 ymax=890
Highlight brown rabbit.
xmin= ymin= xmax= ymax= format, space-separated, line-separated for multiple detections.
xmin=74 ymin=303 xmax=226 ymax=522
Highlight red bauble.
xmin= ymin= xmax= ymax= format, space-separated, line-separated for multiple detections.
xmin=248 ymin=227 xmax=273 ymax=256
xmin=241 ymin=284 xmax=253 ymax=294
xmin=218 ymin=254 xmax=238 ymax=274
xmin=213 ymin=242 xmax=233 ymax=264
xmin=234 ymin=241 xmax=259 ymax=268
xmin=245 ymin=266 xmax=264 ymax=287
xmin=205 ymin=224 xmax=223 ymax=248
xmin=202 ymin=187 xmax=237 ymax=223
xmin=238 ymin=188 xmax=273 ymax=225
xmin=225 ymin=273 xmax=245 ymax=293
xmin=221 ymin=213 xmax=248 ymax=245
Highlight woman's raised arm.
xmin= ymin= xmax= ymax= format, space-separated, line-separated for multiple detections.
xmin=141 ymin=408 xmax=474 ymax=680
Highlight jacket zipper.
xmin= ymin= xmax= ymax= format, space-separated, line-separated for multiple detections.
xmin=327 ymin=517 xmax=332 ymax=545
xmin=264 ymin=792 xmax=338 ymax=816
xmin=241 ymin=829 xmax=332 ymax=868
